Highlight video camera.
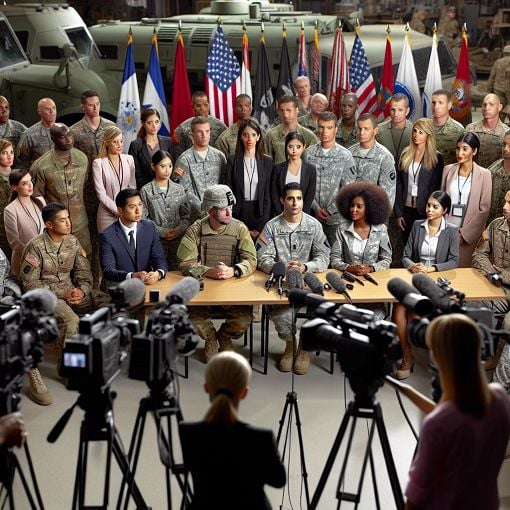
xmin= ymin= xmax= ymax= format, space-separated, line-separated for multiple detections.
xmin=288 ymin=290 xmax=400 ymax=407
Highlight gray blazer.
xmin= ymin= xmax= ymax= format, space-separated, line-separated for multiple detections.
xmin=402 ymin=219 xmax=459 ymax=271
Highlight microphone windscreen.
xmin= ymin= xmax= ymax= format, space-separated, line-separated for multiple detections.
xmin=387 ymin=278 xmax=419 ymax=303
xmin=326 ymin=272 xmax=346 ymax=293
xmin=303 ymin=272 xmax=324 ymax=295
xmin=115 ymin=278 xmax=146 ymax=307
xmin=288 ymin=288 xmax=327 ymax=308
xmin=165 ymin=277 xmax=200 ymax=304
xmin=286 ymin=268 xmax=304 ymax=290
xmin=272 ymin=261 xmax=286 ymax=277
xmin=21 ymin=288 xmax=58 ymax=314
xmin=412 ymin=273 xmax=460 ymax=312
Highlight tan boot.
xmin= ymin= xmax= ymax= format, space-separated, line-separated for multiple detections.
xmin=396 ymin=347 xmax=415 ymax=380
xmin=278 ymin=341 xmax=294 ymax=373
xmin=218 ymin=334 xmax=234 ymax=352
xmin=28 ymin=368 xmax=53 ymax=406
xmin=293 ymin=348 xmax=310 ymax=375
xmin=204 ymin=336 xmax=219 ymax=363
xmin=485 ymin=339 xmax=505 ymax=371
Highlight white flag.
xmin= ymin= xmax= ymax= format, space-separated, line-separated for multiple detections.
xmin=422 ymin=32 xmax=442 ymax=118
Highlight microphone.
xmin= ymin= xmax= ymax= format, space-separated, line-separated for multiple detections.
xmin=303 ymin=272 xmax=324 ymax=296
xmin=265 ymin=261 xmax=286 ymax=292
xmin=387 ymin=277 xmax=434 ymax=316
xmin=342 ymin=271 xmax=364 ymax=286
xmin=21 ymin=288 xmax=58 ymax=315
xmin=412 ymin=273 xmax=462 ymax=313
xmin=165 ymin=277 xmax=201 ymax=304
xmin=286 ymin=268 xmax=303 ymax=296
xmin=325 ymin=272 xmax=353 ymax=304
xmin=110 ymin=279 xmax=146 ymax=308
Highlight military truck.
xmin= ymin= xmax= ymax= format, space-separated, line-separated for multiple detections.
xmin=0 ymin=3 xmax=120 ymax=125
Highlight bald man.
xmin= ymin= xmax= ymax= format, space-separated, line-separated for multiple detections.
xmin=336 ymin=93 xmax=359 ymax=148
xmin=17 ymin=98 xmax=57 ymax=168
xmin=298 ymin=93 xmax=329 ymax=135
xmin=0 ymin=96 xmax=27 ymax=152
xmin=466 ymin=93 xmax=510 ymax=169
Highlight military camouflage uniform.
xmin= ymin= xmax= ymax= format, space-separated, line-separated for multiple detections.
xmin=31 ymin=148 xmax=91 ymax=255
xmin=347 ymin=141 xmax=397 ymax=206
xmin=177 ymin=216 xmax=256 ymax=347
xmin=140 ymin=179 xmax=191 ymax=270
xmin=376 ymin=119 xmax=413 ymax=164
xmin=297 ymin=113 xmax=319 ymax=135
xmin=216 ymin=122 xmax=267 ymax=157
xmin=434 ymin=117 xmax=465 ymax=166
xmin=336 ymin=119 xmax=358 ymax=149
xmin=409 ymin=15 xmax=426 ymax=34
xmin=173 ymin=115 xmax=227 ymax=157
xmin=174 ymin=146 xmax=227 ymax=222
xmin=0 ymin=173 xmax=12 ymax=261
xmin=304 ymin=142 xmax=356 ymax=244
xmin=256 ymin=212 xmax=330 ymax=341
xmin=487 ymin=56 xmax=510 ymax=117
xmin=465 ymin=120 xmax=509 ymax=169
xmin=0 ymin=119 xmax=27 ymax=153
xmin=264 ymin=124 xmax=319 ymax=165
xmin=487 ymin=159 xmax=510 ymax=225
xmin=437 ymin=17 xmax=460 ymax=47
xmin=20 ymin=231 xmax=95 ymax=346
xmin=0 ymin=248 xmax=21 ymax=303
xmin=16 ymin=121 xmax=54 ymax=169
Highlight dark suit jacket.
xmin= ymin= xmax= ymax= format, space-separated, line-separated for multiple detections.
xmin=128 ymin=136 xmax=176 ymax=189
xmin=395 ymin=152 xmax=444 ymax=217
xmin=179 ymin=421 xmax=286 ymax=510
xmin=225 ymin=154 xmax=273 ymax=229
xmin=402 ymin=219 xmax=459 ymax=271
xmin=99 ymin=219 xmax=168 ymax=282
xmin=270 ymin=160 xmax=316 ymax=215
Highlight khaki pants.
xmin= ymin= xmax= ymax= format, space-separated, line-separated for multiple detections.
xmin=190 ymin=305 xmax=252 ymax=342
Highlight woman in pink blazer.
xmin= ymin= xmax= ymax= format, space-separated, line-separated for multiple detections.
xmin=4 ymin=168 xmax=46 ymax=277
xmin=92 ymin=126 xmax=136 ymax=232
xmin=441 ymin=132 xmax=492 ymax=267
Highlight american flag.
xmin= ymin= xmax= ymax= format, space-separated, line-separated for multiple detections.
xmin=327 ymin=24 xmax=349 ymax=117
xmin=206 ymin=25 xmax=241 ymax=126
xmin=297 ymin=26 xmax=308 ymax=77
xmin=349 ymin=33 xmax=378 ymax=115
xmin=310 ymin=23 xmax=320 ymax=93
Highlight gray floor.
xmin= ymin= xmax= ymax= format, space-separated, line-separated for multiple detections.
xmin=10 ymin=318 xmax=510 ymax=510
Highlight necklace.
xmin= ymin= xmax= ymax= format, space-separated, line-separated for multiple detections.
xmin=17 ymin=197 xmax=42 ymax=233
xmin=244 ymin=156 xmax=256 ymax=200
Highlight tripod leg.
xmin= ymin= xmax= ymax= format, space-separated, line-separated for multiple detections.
xmin=21 ymin=444 xmax=44 ymax=510
xmin=368 ymin=450 xmax=381 ymax=510
xmin=292 ymin=398 xmax=311 ymax=508
xmin=72 ymin=425 xmax=87 ymax=510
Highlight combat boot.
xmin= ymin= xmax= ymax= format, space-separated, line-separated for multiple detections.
xmin=277 ymin=341 xmax=294 ymax=373
xmin=218 ymin=332 xmax=234 ymax=352
xmin=28 ymin=368 xmax=53 ymax=406
xmin=204 ymin=335 xmax=219 ymax=363
xmin=293 ymin=347 xmax=310 ymax=375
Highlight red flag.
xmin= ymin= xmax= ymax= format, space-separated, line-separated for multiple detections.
xmin=310 ymin=22 xmax=320 ymax=93
xmin=327 ymin=24 xmax=349 ymax=118
xmin=240 ymin=25 xmax=252 ymax=99
xmin=170 ymin=31 xmax=193 ymax=142
xmin=297 ymin=24 xmax=308 ymax=77
xmin=377 ymin=33 xmax=394 ymax=120
xmin=450 ymin=28 xmax=471 ymax=126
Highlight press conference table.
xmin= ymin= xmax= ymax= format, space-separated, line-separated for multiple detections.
xmin=144 ymin=268 xmax=506 ymax=306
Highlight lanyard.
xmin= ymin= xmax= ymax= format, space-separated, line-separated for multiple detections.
xmin=243 ymin=156 xmax=256 ymax=200
xmin=108 ymin=156 xmax=124 ymax=189
xmin=457 ymin=169 xmax=472 ymax=204
xmin=17 ymin=197 xmax=42 ymax=234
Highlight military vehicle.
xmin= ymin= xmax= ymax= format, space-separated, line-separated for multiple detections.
xmin=0 ymin=3 xmax=120 ymax=124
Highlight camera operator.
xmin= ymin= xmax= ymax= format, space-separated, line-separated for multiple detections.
xmin=473 ymin=190 xmax=510 ymax=393
xmin=405 ymin=314 xmax=510 ymax=510
xmin=0 ymin=412 xmax=27 ymax=448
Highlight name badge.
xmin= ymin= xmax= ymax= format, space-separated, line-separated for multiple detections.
xmin=411 ymin=184 xmax=418 ymax=197
xmin=452 ymin=203 xmax=466 ymax=218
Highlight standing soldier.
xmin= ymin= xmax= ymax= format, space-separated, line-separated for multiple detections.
xmin=298 ymin=93 xmax=329 ymax=135
xmin=437 ymin=6 xmax=461 ymax=48
xmin=487 ymin=46 xmax=510 ymax=123
xmin=409 ymin=6 xmax=428 ymax=34
xmin=0 ymin=96 xmax=27 ymax=154
xmin=487 ymin=132 xmax=510 ymax=225
xmin=336 ymin=93 xmax=359 ymax=148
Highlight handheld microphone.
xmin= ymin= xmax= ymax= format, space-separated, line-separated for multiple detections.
xmin=21 ymin=288 xmax=58 ymax=315
xmin=363 ymin=273 xmax=378 ymax=286
xmin=325 ymin=272 xmax=353 ymax=304
xmin=303 ymin=272 xmax=324 ymax=295
xmin=387 ymin=277 xmax=434 ymax=316
xmin=110 ymin=278 xmax=146 ymax=308
xmin=265 ymin=261 xmax=286 ymax=292
xmin=342 ymin=271 xmax=364 ymax=286
xmin=286 ymin=268 xmax=303 ymax=296
xmin=412 ymin=273 xmax=462 ymax=313
xmin=165 ymin=277 xmax=200 ymax=304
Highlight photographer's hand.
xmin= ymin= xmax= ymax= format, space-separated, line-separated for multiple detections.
xmin=0 ymin=413 xmax=27 ymax=448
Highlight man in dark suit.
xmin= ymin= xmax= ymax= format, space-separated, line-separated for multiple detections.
xmin=99 ymin=188 xmax=168 ymax=288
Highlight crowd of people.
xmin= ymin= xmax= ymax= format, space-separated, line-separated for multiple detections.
xmin=1 ymin=67 xmax=510 ymax=509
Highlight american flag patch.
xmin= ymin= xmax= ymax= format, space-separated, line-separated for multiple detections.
xmin=24 ymin=253 xmax=40 ymax=267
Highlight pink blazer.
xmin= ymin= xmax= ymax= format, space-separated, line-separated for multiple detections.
xmin=4 ymin=196 xmax=46 ymax=276
xmin=92 ymin=154 xmax=136 ymax=232
xmin=441 ymin=162 xmax=492 ymax=267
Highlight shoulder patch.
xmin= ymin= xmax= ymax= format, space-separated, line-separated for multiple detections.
xmin=389 ymin=171 xmax=396 ymax=181
xmin=24 ymin=253 xmax=40 ymax=267
xmin=81 ymin=249 xmax=87 ymax=258
xmin=257 ymin=233 xmax=269 ymax=246
xmin=482 ymin=229 xmax=487 ymax=241
xmin=174 ymin=167 xmax=185 ymax=177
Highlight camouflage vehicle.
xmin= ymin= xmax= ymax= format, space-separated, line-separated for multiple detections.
xmin=0 ymin=3 xmax=120 ymax=124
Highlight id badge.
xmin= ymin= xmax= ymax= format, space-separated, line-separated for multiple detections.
xmin=411 ymin=184 xmax=418 ymax=197
xmin=452 ymin=203 xmax=466 ymax=218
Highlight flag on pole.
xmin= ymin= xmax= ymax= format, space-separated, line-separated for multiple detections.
xmin=297 ymin=23 xmax=308 ymax=77
xmin=253 ymin=30 xmax=276 ymax=131
xmin=349 ymin=28 xmax=378 ymax=115
xmin=327 ymin=22 xmax=349 ymax=118
xmin=422 ymin=27 xmax=442 ymax=118
xmin=240 ymin=24 xmax=252 ymax=99
xmin=277 ymin=27 xmax=294 ymax=99
xmin=206 ymin=24 xmax=241 ymax=126
xmin=142 ymin=29 xmax=170 ymax=136
xmin=394 ymin=28 xmax=422 ymax=121
xmin=170 ymin=29 xmax=193 ymax=141
xmin=450 ymin=26 xmax=471 ymax=126
xmin=117 ymin=27 xmax=141 ymax=152
xmin=377 ymin=30 xmax=394 ymax=120
xmin=310 ymin=21 xmax=320 ymax=93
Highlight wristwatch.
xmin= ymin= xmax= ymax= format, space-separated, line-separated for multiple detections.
xmin=233 ymin=266 xmax=242 ymax=278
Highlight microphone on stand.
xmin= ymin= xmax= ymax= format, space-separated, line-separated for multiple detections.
xmin=265 ymin=261 xmax=286 ymax=292
xmin=325 ymin=272 xmax=353 ymax=304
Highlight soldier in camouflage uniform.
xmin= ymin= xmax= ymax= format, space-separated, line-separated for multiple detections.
xmin=297 ymin=93 xmax=329 ymax=135
xmin=431 ymin=89 xmax=465 ymax=166
xmin=409 ymin=7 xmax=427 ymax=34
xmin=304 ymin=112 xmax=356 ymax=245
xmin=466 ymin=94 xmax=510 ymax=169
xmin=265 ymin=95 xmax=318 ymax=165
xmin=294 ymin=76 xmax=311 ymax=117
xmin=0 ymin=139 xmax=13 ymax=261
xmin=173 ymin=91 xmax=227 ymax=158
xmin=487 ymin=47 xmax=510 ymax=123
xmin=0 ymin=96 xmax=26 ymax=153
xmin=347 ymin=113 xmax=396 ymax=207
xmin=336 ymin=93 xmax=359 ymax=148
xmin=174 ymin=116 xmax=227 ymax=223
xmin=487 ymin=132 xmax=510 ymax=225
xmin=177 ymin=184 xmax=256 ymax=362
xmin=437 ymin=6 xmax=461 ymax=48
xmin=257 ymin=183 xmax=330 ymax=374
xmin=31 ymin=123 xmax=91 ymax=255
xmin=17 ymin=98 xmax=57 ymax=169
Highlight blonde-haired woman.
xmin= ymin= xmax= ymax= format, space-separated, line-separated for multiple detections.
xmin=179 ymin=352 xmax=286 ymax=509
xmin=395 ymin=118 xmax=444 ymax=243
xmin=92 ymin=126 xmax=136 ymax=232
xmin=406 ymin=314 xmax=510 ymax=509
